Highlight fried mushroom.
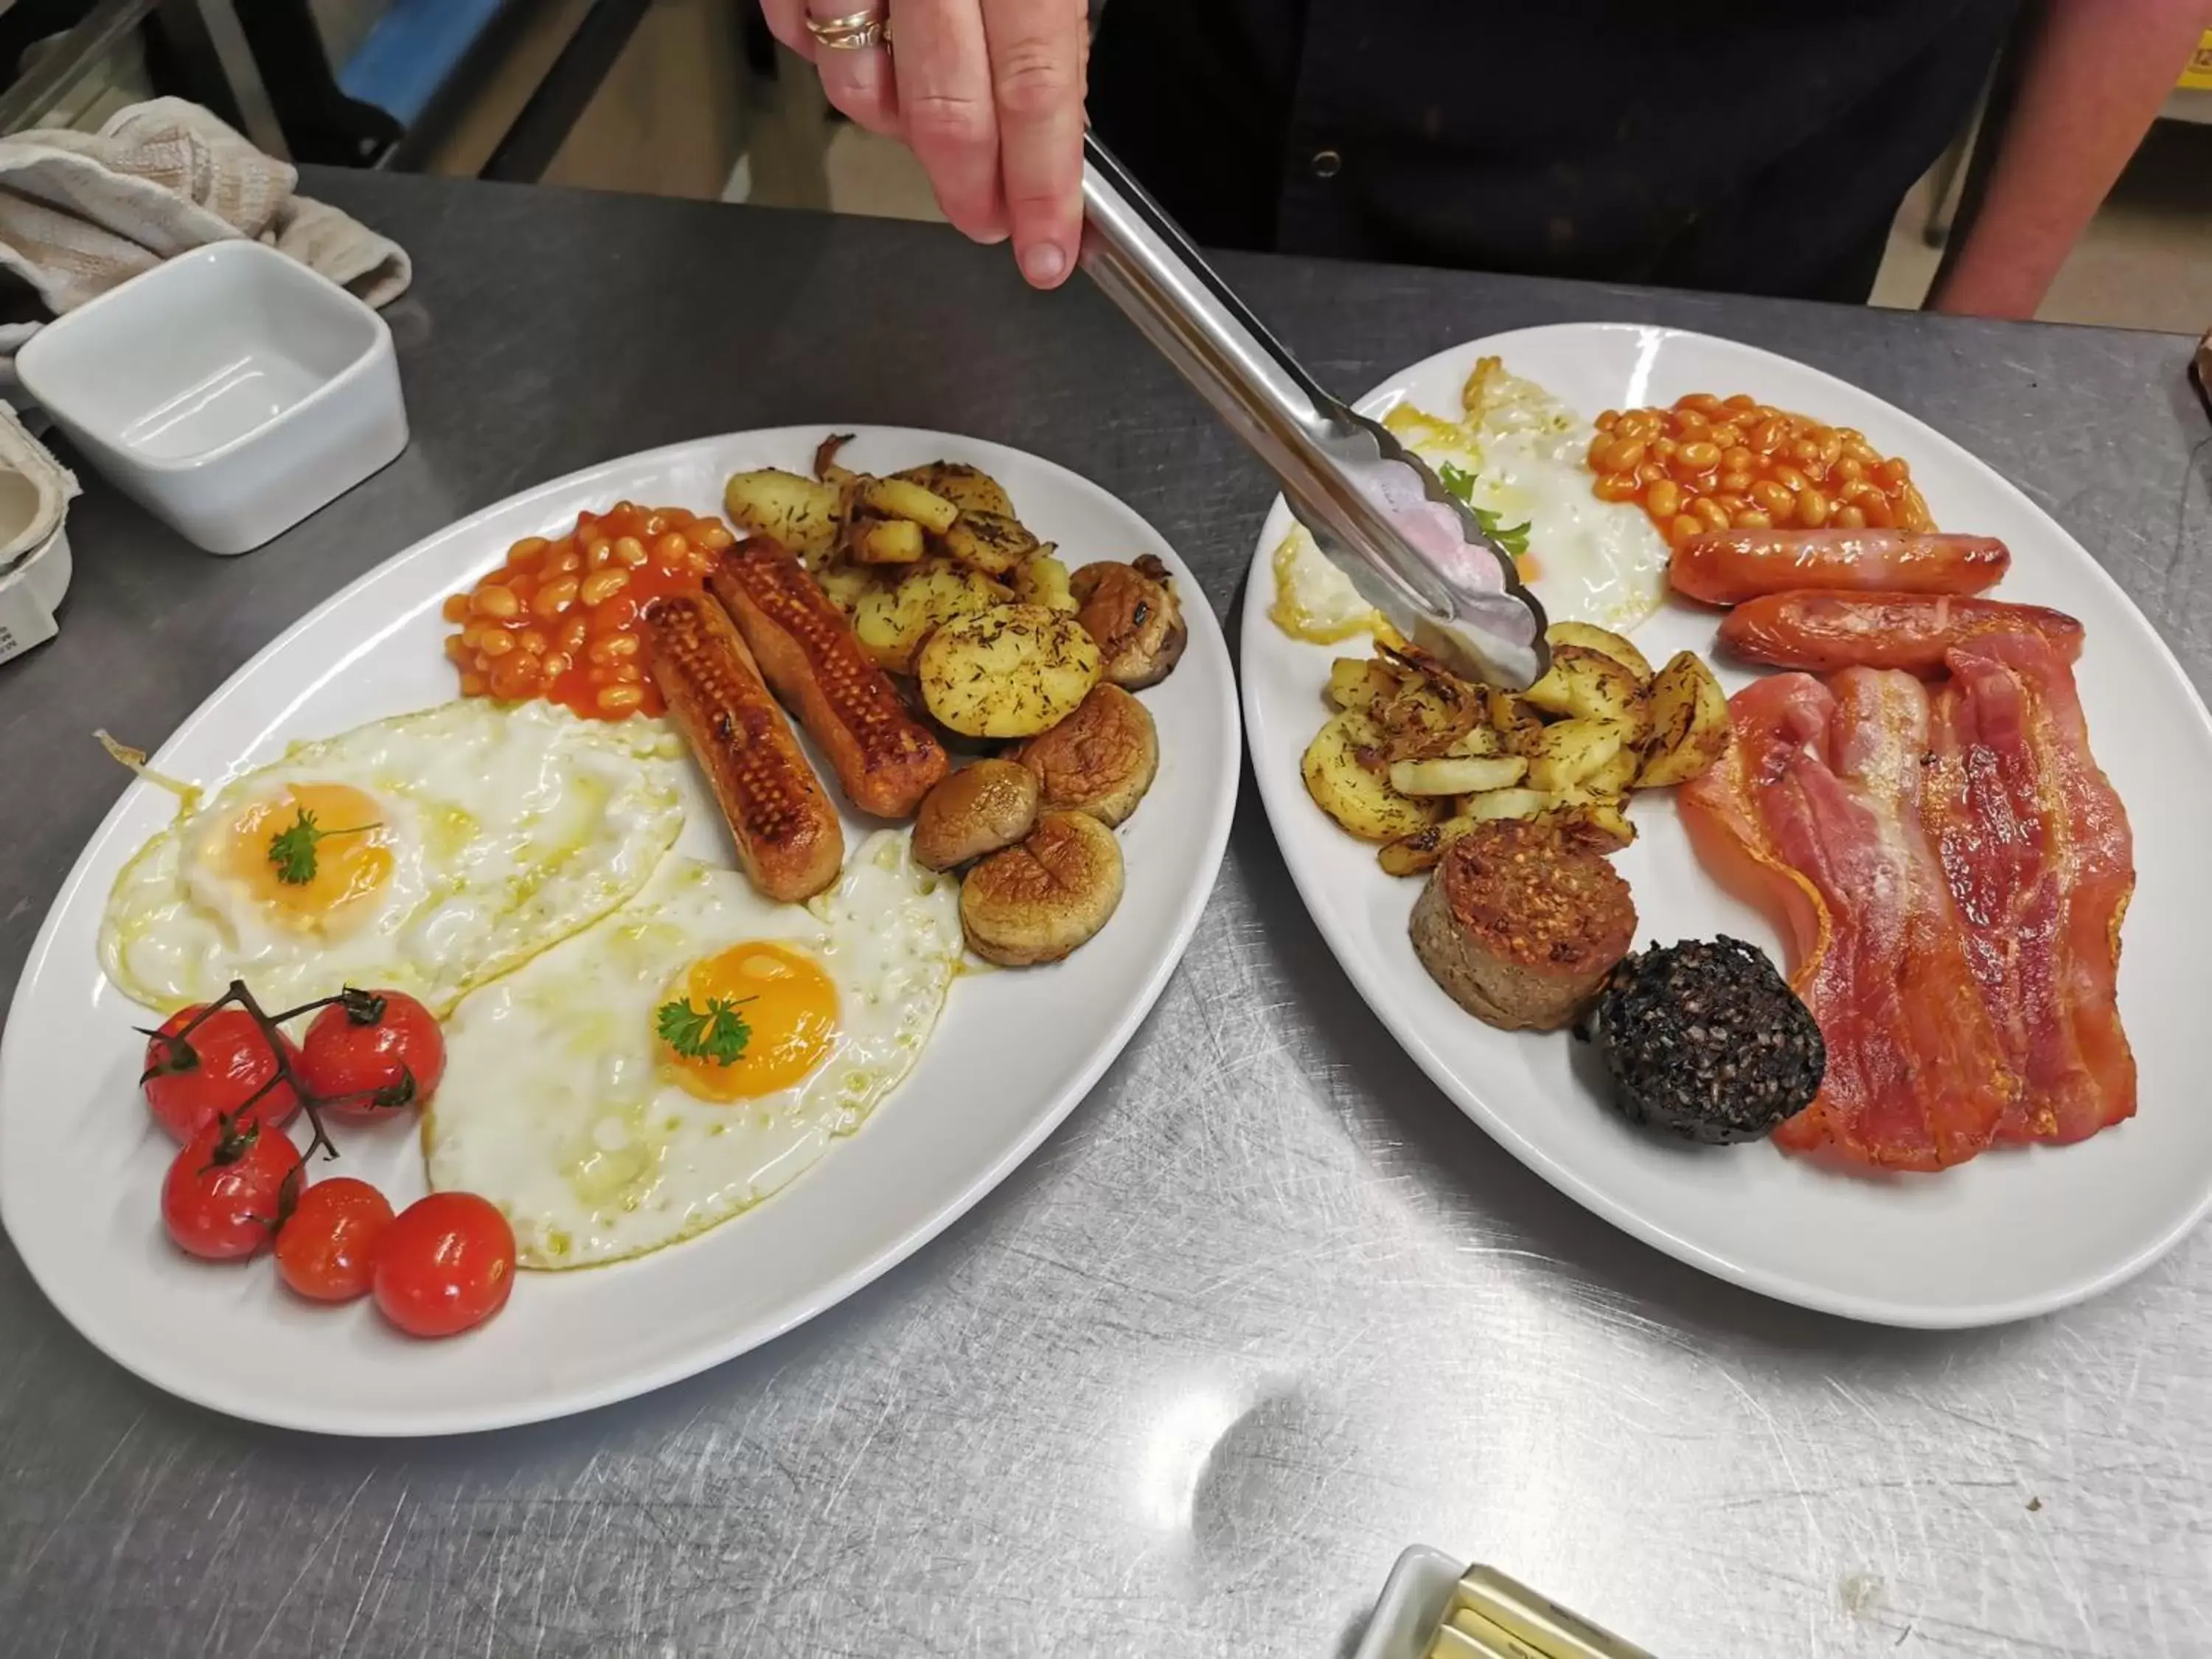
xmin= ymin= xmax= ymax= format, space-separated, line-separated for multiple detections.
xmin=1071 ymin=555 xmax=1186 ymax=689
xmin=1009 ymin=684 xmax=1158 ymax=827
xmin=959 ymin=811 xmax=1124 ymax=966
xmin=913 ymin=759 xmax=1040 ymax=871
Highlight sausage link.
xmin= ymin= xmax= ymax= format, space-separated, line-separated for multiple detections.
xmin=1672 ymin=529 xmax=2010 ymax=605
xmin=1718 ymin=591 xmax=2084 ymax=675
xmin=709 ymin=542 xmax=947 ymax=818
xmin=644 ymin=593 xmax=844 ymax=902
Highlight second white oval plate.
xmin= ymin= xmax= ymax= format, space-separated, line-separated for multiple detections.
xmin=1241 ymin=324 xmax=2212 ymax=1327
xmin=1 ymin=428 xmax=1239 ymax=1433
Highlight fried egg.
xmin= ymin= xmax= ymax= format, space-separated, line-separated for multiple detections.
xmin=1270 ymin=358 xmax=1670 ymax=644
xmin=1443 ymin=358 xmax=1669 ymax=633
xmin=425 ymin=832 xmax=962 ymax=1269
xmin=99 ymin=700 xmax=685 ymax=1015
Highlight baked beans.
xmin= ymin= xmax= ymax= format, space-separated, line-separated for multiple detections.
xmin=1590 ymin=393 xmax=1932 ymax=549
xmin=442 ymin=502 xmax=738 ymax=720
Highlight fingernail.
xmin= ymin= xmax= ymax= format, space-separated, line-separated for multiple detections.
xmin=1022 ymin=243 xmax=1068 ymax=286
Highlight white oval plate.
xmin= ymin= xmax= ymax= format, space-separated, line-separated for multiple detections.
xmin=1242 ymin=324 xmax=2212 ymax=1327
xmin=1 ymin=428 xmax=1239 ymax=1434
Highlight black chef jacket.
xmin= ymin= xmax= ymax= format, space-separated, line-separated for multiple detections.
xmin=1087 ymin=0 xmax=2020 ymax=302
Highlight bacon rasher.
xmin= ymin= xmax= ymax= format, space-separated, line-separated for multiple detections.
xmin=1680 ymin=669 xmax=2017 ymax=1170
xmin=1683 ymin=633 xmax=2136 ymax=1172
xmin=1924 ymin=633 xmax=2135 ymax=1143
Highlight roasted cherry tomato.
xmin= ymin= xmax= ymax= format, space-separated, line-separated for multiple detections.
xmin=373 ymin=1192 xmax=515 ymax=1338
xmin=160 ymin=1116 xmax=302 ymax=1260
xmin=142 ymin=1005 xmax=302 ymax=1144
xmin=274 ymin=1175 xmax=394 ymax=1302
xmin=295 ymin=990 xmax=446 ymax=1116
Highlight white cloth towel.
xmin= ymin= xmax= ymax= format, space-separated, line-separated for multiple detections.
xmin=0 ymin=97 xmax=411 ymax=322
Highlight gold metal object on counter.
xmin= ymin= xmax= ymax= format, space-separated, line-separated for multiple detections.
xmin=1428 ymin=1617 xmax=1519 ymax=1658
xmin=1425 ymin=1565 xmax=1655 ymax=1659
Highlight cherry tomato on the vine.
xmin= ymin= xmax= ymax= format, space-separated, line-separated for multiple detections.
xmin=274 ymin=1175 xmax=394 ymax=1302
xmin=142 ymin=1005 xmax=302 ymax=1143
xmin=373 ymin=1192 xmax=515 ymax=1338
xmin=295 ymin=989 xmax=445 ymax=1116
xmin=160 ymin=1116 xmax=302 ymax=1260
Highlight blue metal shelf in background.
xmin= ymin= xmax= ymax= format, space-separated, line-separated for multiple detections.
xmin=337 ymin=0 xmax=509 ymax=125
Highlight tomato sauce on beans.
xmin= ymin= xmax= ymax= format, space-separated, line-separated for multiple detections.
xmin=442 ymin=503 xmax=737 ymax=720
xmin=1587 ymin=392 xmax=1932 ymax=550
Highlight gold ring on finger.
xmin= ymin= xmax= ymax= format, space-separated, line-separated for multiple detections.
xmin=806 ymin=8 xmax=891 ymax=51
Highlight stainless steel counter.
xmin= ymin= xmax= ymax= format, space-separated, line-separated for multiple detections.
xmin=3 ymin=174 xmax=2208 ymax=1658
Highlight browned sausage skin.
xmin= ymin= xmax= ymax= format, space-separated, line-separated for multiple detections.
xmin=644 ymin=592 xmax=845 ymax=902
xmin=708 ymin=540 xmax=947 ymax=818
xmin=1671 ymin=529 xmax=2010 ymax=605
xmin=1719 ymin=591 xmax=2084 ymax=675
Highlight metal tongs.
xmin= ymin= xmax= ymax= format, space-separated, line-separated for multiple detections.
xmin=1079 ymin=133 xmax=1550 ymax=689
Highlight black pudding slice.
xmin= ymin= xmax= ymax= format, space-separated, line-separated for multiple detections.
xmin=1575 ymin=936 xmax=1826 ymax=1145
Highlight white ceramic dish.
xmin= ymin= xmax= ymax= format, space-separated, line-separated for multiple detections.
xmin=1242 ymin=323 xmax=2212 ymax=1328
xmin=0 ymin=427 xmax=1239 ymax=1435
xmin=16 ymin=241 xmax=406 ymax=555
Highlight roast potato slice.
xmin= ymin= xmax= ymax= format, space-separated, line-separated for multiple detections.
xmin=1526 ymin=719 xmax=1629 ymax=795
xmin=1526 ymin=646 xmax=1652 ymax=748
xmin=1387 ymin=755 xmax=1528 ymax=797
xmin=1579 ymin=744 xmax=1641 ymax=799
xmin=852 ymin=517 xmax=925 ymax=565
xmin=1327 ymin=655 xmax=1396 ymax=714
xmin=1009 ymin=550 xmax=1077 ymax=613
xmin=917 ymin=602 xmax=1102 ymax=738
xmin=851 ymin=559 xmax=1008 ymax=673
xmin=859 ymin=476 xmax=961 ymax=535
xmin=1010 ymin=684 xmax=1158 ymax=827
xmin=1543 ymin=796 xmax=1637 ymax=853
xmin=1303 ymin=713 xmax=1441 ymax=841
xmin=813 ymin=561 xmax=874 ymax=617
xmin=961 ymin=811 xmax=1124 ymax=966
xmin=1486 ymin=686 xmax=1546 ymax=757
xmin=723 ymin=468 xmax=840 ymax=560
xmin=893 ymin=461 xmax=1015 ymax=519
xmin=940 ymin=509 xmax=1039 ymax=577
xmin=1440 ymin=722 xmax=1503 ymax=759
xmin=1461 ymin=787 xmax=1551 ymax=824
xmin=1369 ymin=664 xmax=1484 ymax=760
xmin=913 ymin=759 xmax=1039 ymax=871
xmin=1638 ymin=650 xmax=1733 ymax=788
xmin=1071 ymin=556 xmax=1187 ymax=689
xmin=1546 ymin=621 xmax=1654 ymax=683
xmin=1379 ymin=815 xmax=1478 ymax=877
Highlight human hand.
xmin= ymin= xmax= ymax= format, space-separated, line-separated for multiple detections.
xmin=759 ymin=0 xmax=1090 ymax=289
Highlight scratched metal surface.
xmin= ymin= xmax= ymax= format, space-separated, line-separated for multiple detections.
xmin=2 ymin=175 xmax=2208 ymax=1659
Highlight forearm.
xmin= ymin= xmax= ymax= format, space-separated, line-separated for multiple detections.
xmin=1930 ymin=0 xmax=2209 ymax=319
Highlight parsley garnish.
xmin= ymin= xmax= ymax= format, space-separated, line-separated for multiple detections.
xmin=266 ymin=809 xmax=380 ymax=886
xmin=656 ymin=995 xmax=754 ymax=1065
xmin=1436 ymin=463 xmax=1533 ymax=561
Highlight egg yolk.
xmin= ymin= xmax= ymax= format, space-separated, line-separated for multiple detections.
xmin=661 ymin=942 xmax=838 ymax=1102
xmin=217 ymin=782 xmax=394 ymax=933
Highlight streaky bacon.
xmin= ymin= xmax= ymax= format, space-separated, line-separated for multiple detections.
xmin=1679 ymin=670 xmax=2017 ymax=1170
xmin=1923 ymin=633 xmax=2135 ymax=1141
